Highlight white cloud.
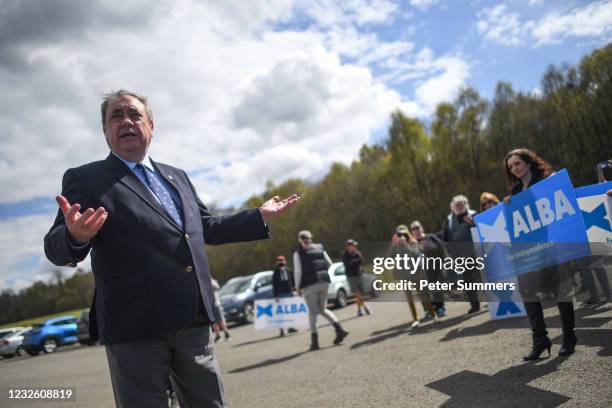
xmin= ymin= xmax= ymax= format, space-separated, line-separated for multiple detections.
xmin=476 ymin=4 xmax=528 ymax=46
xmin=0 ymin=0 xmax=472 ymax=290
xmin=300 ymin=0 xmax=400 ymax=27
xmin=409 ymin=0 xmax=439 ymax=10
xmin=0 ymin=214 xmax=89 ymax=291
xmin=532 ymin=1 xmax=612 ymax=45
xmin=477 ymin=1 xmax=612 ymax=47
xmin=0 ymin=0 xmax=457 ymax=207
xmin=414 ymin=54 xmax=471 ymax=112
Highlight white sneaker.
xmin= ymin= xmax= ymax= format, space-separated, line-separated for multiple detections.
xmin=433 ymin=316 xmax=440 ymax=323
xmin=410 ymin=320 xmax=420 ymax=329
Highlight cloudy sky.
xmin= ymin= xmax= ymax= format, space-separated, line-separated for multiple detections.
xmin=1 ymin=0 xmax=611 ymax=290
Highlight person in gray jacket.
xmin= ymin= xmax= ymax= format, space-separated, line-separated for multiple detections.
xmin=293 ymin=230 xmax=348 ymax=350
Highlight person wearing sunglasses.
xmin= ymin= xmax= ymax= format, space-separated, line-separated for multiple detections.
xmin=293 ymin=230 xmax=349 ymax=350
xmin=390 ymin=225 xmax=439 ymax=328
xmin=479 ymin=192 xmax=500 ymax=212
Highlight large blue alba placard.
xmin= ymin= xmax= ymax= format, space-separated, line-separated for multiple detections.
xmin=475 ymin=169 xmax=590 ymax=281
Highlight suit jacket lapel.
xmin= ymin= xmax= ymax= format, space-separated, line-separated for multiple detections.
xmin=106 ymin=153 xmax=182 ymax=231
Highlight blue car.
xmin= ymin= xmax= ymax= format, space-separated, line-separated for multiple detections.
xmin=20 ymin=316 xmax=78 ymax=355
xmin=219 ymin=271 xmax=274 ymax=324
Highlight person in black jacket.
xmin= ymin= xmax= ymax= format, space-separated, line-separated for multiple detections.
xmin=441 ymin=195 xmax=481 ymax=314
xmin=504 ymin=148 xmax=576 ymax=360
xmin=342 ymin=239 xmax=371 ymax=317
xmin=272 ymin=255 xmax=298 ymax=337
xmin=294 ymin=230 xmax=348 ymax=350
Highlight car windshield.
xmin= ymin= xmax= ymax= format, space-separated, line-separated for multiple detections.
xmin=219 ymin=278 xmax=252 ymax=295
xmin=0 ymin=330 xmax=14 ymax=338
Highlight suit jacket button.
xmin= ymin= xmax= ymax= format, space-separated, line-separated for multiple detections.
xmin=184 ymin=233 xmax=190 ymax=241
xmin=185 ymin=265 xmax=194 ymax=273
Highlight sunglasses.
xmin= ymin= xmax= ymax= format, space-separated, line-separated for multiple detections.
xmin=410 ymin=226 xmax=421 ymax=231
xmin=481 ymin=200 xmax=496 ymax=207
xmin=299 ymin=236 xmax=311 ymax=241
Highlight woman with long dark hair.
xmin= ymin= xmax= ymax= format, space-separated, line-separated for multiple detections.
xmin=504 ymin=148 xmax=577 ymax=360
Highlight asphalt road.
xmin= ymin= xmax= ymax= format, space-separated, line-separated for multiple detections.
xmin=1 ymin=300 xmax=611 ymax=407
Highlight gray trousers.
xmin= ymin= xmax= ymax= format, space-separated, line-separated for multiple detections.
xmin=303 ymin=282 xmax=338 ymax=333
xmin=105 ymin=324 xmax=226 ymax=408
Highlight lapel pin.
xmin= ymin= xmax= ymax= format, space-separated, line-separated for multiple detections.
xmin=167 ymin=175 xmax=174 ymax=181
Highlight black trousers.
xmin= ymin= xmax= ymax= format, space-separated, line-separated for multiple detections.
xmin=524 ymin=301 xmax=575 ymax=339
xmin=519 ymin=263 xmax=576 ymax=340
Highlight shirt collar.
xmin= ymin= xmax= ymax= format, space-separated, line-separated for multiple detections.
xmin=113 ymin=152 xmax=155 ymax=173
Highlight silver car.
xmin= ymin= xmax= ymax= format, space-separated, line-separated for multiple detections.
xmin=0 ymin=327 xmax=30 ymax=358
xmin=327 ymin=262 xmax=378 ymax=308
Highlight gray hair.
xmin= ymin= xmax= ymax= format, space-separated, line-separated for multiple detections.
xmin=101 ymin=89 xmax=153 ymax=129
xmin=450 ymin=195 xmax=470 ymax=211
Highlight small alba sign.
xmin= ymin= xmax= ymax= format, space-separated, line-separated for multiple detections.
xmin=254 ymin=297 xmax=310 ymax=330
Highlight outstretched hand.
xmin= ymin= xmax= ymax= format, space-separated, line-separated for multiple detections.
xmin=259 ymin=194 xmax=300 ymax=221
xmin=56 ymin=195 xmax=108 ymax=244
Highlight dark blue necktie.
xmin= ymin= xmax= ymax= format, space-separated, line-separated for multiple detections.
xmin=136 ymin=164 xmax=183 ymax=229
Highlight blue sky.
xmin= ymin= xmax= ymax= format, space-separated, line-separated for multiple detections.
xmin=1 ymin=0 xmax=611 ymax=291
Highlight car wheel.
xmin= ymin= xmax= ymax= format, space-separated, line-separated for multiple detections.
xmin=335 ymin=288 xmax=347 ymax=308
xmin=42 ymin=338 xmax=59 ymax=354
xmin=16 ymin=346 xmax=28 ymax=357
xmin=243 ymin=302 xmax=254 ymax=324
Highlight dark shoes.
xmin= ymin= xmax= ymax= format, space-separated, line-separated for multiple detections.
xmin=523 ymin=333 xmax=577 ymax=360
xmin=309 ymin=324 xmax=348 ymax=350
xmin=309 ymin=333 xmax=319 ymax=351
xmin=523 ymin=336 xmax=552 ymax=361
xmin=281 ymin=328 xmax=297 ymax=337
xmin=559 ymin=332 xmax=577 ymax=357
xmin=333 ymin=322 xmax=349 ymax=345
xmin=467 ymin=303 xmax=481 ymax=314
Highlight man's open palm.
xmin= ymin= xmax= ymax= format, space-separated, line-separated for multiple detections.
xmin=56 ymin=195 xmax=108 ymax=244
xmin=260 ymin=194 xmax=300 ymax=221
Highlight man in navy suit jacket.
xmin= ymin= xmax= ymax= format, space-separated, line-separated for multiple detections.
xmin=44 ymin=90 xmax=299 ymax=407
